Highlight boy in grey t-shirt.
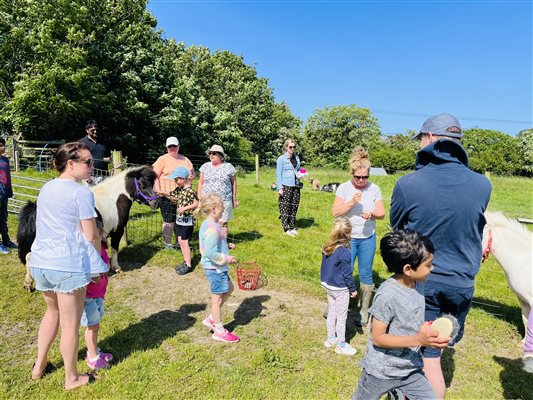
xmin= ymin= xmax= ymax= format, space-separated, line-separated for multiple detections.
xmin=352 ymin=230 xmax=450 ymax=400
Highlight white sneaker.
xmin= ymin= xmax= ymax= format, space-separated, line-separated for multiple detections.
xmin=290 ymin=229 xmax=298 ymax=235
xmin=324 ymin=338 xmax=336 ymax=348
xmin=285 ymin=230 xmax=295 ymax=237
xmin=335 ymin=342 xmax=357 ymax=356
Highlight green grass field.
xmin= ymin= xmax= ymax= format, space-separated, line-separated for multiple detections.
xmin=1 ymin=168 xmax=532 ymax=399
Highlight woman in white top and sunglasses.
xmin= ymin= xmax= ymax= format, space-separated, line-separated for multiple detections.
xmin=332 ymin=147 xmax=385 ymax=326
xmin=29 ymin=142 xmax=108 ymax=390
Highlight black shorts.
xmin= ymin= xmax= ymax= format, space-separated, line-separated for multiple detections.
xmin=159 ymin=197 xmax=176 ymax=223
xmin=174 ymin=224 xmax=194 ymax=240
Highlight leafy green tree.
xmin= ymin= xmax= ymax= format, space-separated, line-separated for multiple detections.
xmin=371 ymin=131 xmax=418 ymax=172
xmin=302 ymin=105 xmax=380 ymax=167
xmin=463 ymin=128 xmax=523 ymax=175
xmin=516 ymin=129 xmax=533 ymax=176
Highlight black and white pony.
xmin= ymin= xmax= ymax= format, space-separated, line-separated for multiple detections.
xmin=18 ymin=166 xmax=159 ymax=291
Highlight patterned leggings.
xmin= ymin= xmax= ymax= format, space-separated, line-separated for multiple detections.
xmin=326 ymin=288 xmax=350 ymax=342
xmin=278 ymin=185 xmax=300 ymax=231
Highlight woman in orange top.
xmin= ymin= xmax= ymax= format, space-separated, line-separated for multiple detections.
xmin=152 ymin=137 xmax=195 ymax=249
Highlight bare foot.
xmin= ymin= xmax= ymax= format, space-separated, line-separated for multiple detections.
xmin=64 ymin=373 xmax=94 ymax=390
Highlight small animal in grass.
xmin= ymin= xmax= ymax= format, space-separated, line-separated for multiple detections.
xmin=321 ymin=182 xmax=341 ymax=193
xmin=310 ymin=178 xmax=321 ymax=191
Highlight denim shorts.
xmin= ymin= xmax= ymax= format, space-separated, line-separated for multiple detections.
xmin=204 ymin=269 xmax=230 ymax=294
xmin=30 ymin=267 xmax=91 ymax=293
xmin=80 ymin=297 xmax=104 ymax=327
xmin=421 ymin=280 xmax=475 ymax=358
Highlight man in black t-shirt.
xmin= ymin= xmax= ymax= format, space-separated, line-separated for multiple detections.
xmin=79 ymin=120 xmax=110 ymax=182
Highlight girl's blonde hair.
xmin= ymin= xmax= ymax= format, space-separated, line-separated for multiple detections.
xmin=322 ymin=217 xmax=352 ymax=256
xmin=193 ymin=193 xmax=224 ymax=219
xmin=349 ymin=146 xmax=371 ymax=174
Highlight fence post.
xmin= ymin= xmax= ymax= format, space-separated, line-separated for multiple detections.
xmin=12 ymin=137 xmax=19 ymax=172
xmin=255 ymin=154 xmax=259 ymax=184
xmin=112 ymin=150 xmax=124 ymax=175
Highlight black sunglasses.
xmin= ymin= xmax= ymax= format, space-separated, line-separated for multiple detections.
xmin=73 ymin=158 xmax=94 ymax=167
xmin=353 ymin=175 xmax=369 ymax=180
xmin=288 ymin=145 xmax=296 ymax=149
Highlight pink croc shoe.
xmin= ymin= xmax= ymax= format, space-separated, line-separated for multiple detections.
xmin=212 ymin=329 xmax=240 ymax=343
xmin=87 ymin=353 xmax=111 ymax=370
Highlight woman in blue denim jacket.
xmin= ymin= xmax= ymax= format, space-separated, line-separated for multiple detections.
xmin=276 ymin=139 xmax=301 ymax=236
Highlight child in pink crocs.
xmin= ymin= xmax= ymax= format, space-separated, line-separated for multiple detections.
xmin=81 ymin=220 xmax=113 ymax=369
xmin=193 ymin=193 xmax=239 ymax=343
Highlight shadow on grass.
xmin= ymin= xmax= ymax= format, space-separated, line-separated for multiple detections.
xmin=230 ymin=231 xmax=263 ymax=243
xmin=346 ymin=307 xmax=365 ymax=343
xmin=471 ymin=296 xmax=524 ymax=336
xmin=493 ymin=356 xmax=532 ymax=399
xmin=116 ymin=242 xmax=162 ymax=272
xmin=442 ymin=347 xmax=455 ymax=388
xmin=225 ymin=295 xmax=270 ymax=332
xmin=93 ymin=303 xmax=207 ymax=362
xmin=296 ymin=218 xmax=315 ymax=229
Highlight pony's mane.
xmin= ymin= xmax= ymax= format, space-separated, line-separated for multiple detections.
xmin=90 ymin=166 xmax=151 ymax=194
xmin=485 ymin=211 xmax=532 ymax=236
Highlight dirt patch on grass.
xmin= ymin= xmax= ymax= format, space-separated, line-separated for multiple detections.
xmin=107 ymin=263 xmax=327 ymax=338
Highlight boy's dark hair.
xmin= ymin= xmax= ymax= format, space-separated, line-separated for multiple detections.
xmin=0 ymin=137 xmax=5 ymax=146
xmin=380 ymin=229 xmax=435 ymax=274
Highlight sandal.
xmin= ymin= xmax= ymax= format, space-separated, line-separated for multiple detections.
xmin=31 ymin=362 xmax=55 ymax=380
xmin=64 ymin=373 xmax=96 ymax=390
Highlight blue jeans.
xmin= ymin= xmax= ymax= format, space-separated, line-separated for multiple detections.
xmin=350 ymin=235 xmax=376 ymax=285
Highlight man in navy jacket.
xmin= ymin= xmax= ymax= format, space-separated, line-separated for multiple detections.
xmin=390 ymin=113 xmax=491 ymax=399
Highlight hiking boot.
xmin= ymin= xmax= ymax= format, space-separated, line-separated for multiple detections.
xmin=3 ymin=241 xmax=17 ymax=249
xmin=335 ymin=342 xmax=357 ymax=356
xmin=175 ymin=262 xmax=189 ymax=275
xmin=202 ymin=316 xmax=215 ymax=331
xmin=86 ymin=353 xmax=111 ymax=370
xmin=212 ymin=329 xmax=239 ymax=343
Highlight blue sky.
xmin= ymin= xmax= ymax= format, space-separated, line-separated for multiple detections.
xmin=148 ymin=1 xmax=532 ymax=136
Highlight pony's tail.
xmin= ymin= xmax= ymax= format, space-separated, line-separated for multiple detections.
xmin=17 ymin=201 xmax=37 ymax=265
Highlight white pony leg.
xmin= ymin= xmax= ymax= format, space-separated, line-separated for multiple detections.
xmin=23 ymin=259 xmax=34 ymax=292
xmin=110 ymin=248 xmax=123 ymax=273
xmin=519 ymin=299 xmax=531 ymax=343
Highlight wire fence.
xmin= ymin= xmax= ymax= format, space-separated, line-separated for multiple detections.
xmin=6 ymin=154 xmax=524 ymax=326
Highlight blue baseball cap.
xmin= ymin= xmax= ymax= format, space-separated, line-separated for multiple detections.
xmin=413 ymin=113 xmax=463 ymax=140
xmin=168 ymin=166 xmax=189 ymax=179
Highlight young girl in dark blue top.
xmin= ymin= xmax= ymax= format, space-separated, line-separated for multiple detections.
xmin=320 ymin=217 xmax=358 ymax=355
